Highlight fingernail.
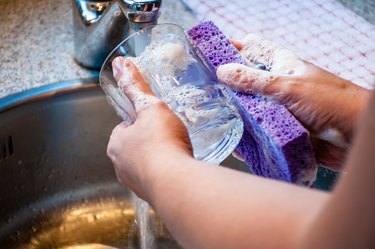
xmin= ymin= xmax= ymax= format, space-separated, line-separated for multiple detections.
xmin=231 ymin=40 xmax=243 ymax=50
xmin=112 ymin=57 xmax=124 ymax=81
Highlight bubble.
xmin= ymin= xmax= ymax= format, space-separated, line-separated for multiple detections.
xmin=125 ymin=84 xmax=160 ymax=112
xmin=135 ymin=34 xmax=196 ymax=78
xmin=286 ymin=69 xmax=294 ymax=75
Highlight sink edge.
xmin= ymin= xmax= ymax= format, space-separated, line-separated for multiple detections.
xmin=0 ymin=78 xmax=100 ymax=113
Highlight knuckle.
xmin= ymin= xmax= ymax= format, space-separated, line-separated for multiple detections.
xmin=112 ymin=123 xmax=124 ymax=134
xmin=153 ymin=101 xmax=171 ymax=112
xmin=115 ymin=171 xmax=124 ymax=185
xmin=106 ymin=144 xmax=115 ymax=159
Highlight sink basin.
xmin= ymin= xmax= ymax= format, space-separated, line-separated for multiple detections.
xmin=0 ymin=79 xmax=337 ymax=248
xmin=0 ymin=79 xmax=248 ymax=248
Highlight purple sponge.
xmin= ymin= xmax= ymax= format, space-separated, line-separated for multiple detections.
xmin=187 ymin=21 xmax=317 ymax=186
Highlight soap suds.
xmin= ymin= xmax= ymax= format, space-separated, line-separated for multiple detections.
xmin=112 ymin=57 xmax=161 ymax=113
xmin=148 ymin=42 xmax=191 ymax=74
xmin=317 ymin=128 xmax=349 ymax=149
xmin=217 ymin=63 xmax=274 ymax=93
xmin=216 ymin=34 xmax=307 ymax=96
xmin=122 ymin=84 xmax=161 ymax=113
xmin=134 ymin=33 xmax=196 ymax=93
xmin=239 ymin=34 xmax=307 ymax=76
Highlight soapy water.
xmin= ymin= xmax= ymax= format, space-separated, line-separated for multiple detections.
xmin=132 ymin=33 xmax=243 ymax=163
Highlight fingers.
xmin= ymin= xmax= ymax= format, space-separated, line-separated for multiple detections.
xmin=236 ymin=34 xmax=305 ymax=75
xmin=236 ymin=34 xmax=281 ymax=65
xmin=231 ymin=40 xmax=243 ymax=50
xmin=217 ymin=63 xmax=279 ymax=95
xmin=112 ymin=57 xmax=161 ymax=113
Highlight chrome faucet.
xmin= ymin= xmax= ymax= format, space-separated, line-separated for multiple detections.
xmin=73 ymin=0 xmax=162 ymax=70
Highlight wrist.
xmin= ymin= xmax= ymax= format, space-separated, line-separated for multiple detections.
xmin=142 ymin=150 xmax=196 ymax=204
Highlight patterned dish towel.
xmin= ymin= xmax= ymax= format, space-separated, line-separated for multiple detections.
xmin=181 ymin=0 xmax=375 ymax=88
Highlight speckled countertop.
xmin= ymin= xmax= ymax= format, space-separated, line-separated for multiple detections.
xmin=0 ymin=0 xmax=198 ymax=98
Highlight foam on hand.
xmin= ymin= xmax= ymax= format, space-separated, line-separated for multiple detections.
xmin=238 ymin=34 xmax=307 ymax=76
xmin=216 ymin=63 xmax=274 ymax=93
xmin=187 ymin=21 xmax=317 ymax=186
xmin=112 ymin=57 xmax=161 ymax=113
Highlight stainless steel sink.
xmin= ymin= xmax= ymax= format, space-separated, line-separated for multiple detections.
xmin=0 ymin=80 xmax=337 ymax=248
xmin=0 ymin=79 xmax=248 ymax=248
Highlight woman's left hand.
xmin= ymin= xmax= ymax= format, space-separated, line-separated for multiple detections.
xmin=107 ymin=57 xmax=193 ymax=201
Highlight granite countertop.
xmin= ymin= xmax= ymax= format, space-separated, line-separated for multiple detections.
xmin=0 ymin=0 xmax=198 ymax=99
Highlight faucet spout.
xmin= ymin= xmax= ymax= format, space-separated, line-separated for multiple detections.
xmin=73 ymin=0 xmax=162 ymax=70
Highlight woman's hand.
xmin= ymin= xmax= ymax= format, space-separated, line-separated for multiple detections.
xmin=217 ymin=34 xmax=371 ymax=170
xmin=107 ymin=57 xmax=193 ymax=201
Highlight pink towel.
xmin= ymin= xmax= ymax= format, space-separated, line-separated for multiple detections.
xmin=182 ymin=0 xmax=375 ymax=88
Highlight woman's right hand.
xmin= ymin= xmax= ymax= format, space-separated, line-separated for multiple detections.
xmin=217 ymin=34 xmax=371 ymax=170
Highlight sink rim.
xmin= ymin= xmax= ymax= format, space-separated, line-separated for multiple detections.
xmin=0 ymin=78 xmax=99 ymax=113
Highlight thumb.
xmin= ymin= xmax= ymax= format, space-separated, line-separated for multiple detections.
xmin=112 ymin=57 xmax=161 ymax=113
xmin=217 ymin=63 xmax=279 ymax=95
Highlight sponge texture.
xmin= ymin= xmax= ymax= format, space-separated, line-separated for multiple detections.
xmin=187 ymin=21 xmax=317 ymax=186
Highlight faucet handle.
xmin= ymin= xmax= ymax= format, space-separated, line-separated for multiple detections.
xmin=123 ymin=0 xmax=162 ymax=23
xmin=75 ymin=0 xmax=112 ymax=23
